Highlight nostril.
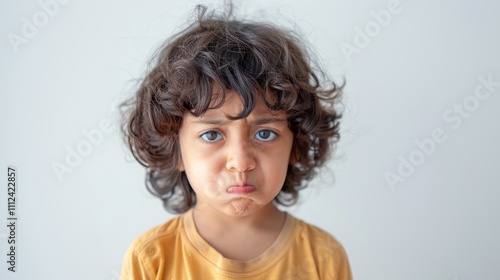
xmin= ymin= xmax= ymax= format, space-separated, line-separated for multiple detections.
xmin=226 ymin=152 xmax=256 ymax=172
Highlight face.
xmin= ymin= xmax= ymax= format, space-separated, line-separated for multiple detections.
xmin=178 ymin=92 xmax=294 ymax=218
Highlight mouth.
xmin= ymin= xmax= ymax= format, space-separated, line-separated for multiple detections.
xmin=226 ymin=185 xmax=256 ymax=194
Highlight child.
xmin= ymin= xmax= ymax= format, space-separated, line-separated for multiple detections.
xmin=120 ymin=3 xmax=352 ymax=280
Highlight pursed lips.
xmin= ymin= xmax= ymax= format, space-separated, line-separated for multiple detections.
xmin=226 ymin=184 xmax=256 ymax=194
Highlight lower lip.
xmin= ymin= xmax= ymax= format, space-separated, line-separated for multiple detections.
xmin=227 ymin=186 xmax=256 ymax=194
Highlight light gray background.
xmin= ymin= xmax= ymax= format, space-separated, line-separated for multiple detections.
xmin=1 ymin=0 xmax=499 ymax=279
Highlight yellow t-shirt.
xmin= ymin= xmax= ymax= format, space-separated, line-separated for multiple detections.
xmin=120 ymin=210 xmax=352 ymax=280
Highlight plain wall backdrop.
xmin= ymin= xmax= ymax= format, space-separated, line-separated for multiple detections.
xmin=1 ymin=0 xmax=499 ymax=279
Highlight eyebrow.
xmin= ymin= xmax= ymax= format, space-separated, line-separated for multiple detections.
xmin=192 ymin=119 xmax=229 ymax=125
xmin=192 ymin=117 xmax=287 ymax=126
xmin=249 ymin=117 xmax=287 ymax=126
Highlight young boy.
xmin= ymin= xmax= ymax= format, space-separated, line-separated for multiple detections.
xmin=120 ymin=4 xmax=352 ymax=280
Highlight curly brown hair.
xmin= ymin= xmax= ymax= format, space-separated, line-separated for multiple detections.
xmin=120 ymin=4 xmax=344 ymax=214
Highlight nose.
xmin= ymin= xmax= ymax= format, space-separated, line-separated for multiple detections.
xmin=225 ymin=138 xmax=256 ymax=172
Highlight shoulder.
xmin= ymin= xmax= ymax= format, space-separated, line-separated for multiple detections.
xmin=288 ymin=215 xmax=353 ymax=280
xmin=120 ymin=214 xmax=185 ymax=279
xmin=128 ymin=215 xmax=183 ymax=254
xmin=293 ymin=216 xmax=345 ymax=253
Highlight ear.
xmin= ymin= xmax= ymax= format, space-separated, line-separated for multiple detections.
xmin=177 ymin=154 xmax=185 ymax=171
xmin=289 ymin=144 xmax=299 ymax=165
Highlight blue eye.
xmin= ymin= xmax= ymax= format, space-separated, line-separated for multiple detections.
xmin=200 ymin=131 xmax=223 ymax=142
xmin=255 ymin=130 xmax=277 ymax=141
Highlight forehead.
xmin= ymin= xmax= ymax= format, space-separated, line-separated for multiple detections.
xmin=207 ymin=91 xmax=283 ymax=118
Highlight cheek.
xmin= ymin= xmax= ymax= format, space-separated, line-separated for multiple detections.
xmin=184 ymin=156 xmax=221 ymax=177
xmin=261 ymin=153 xmax=290 ymax=178
xmin=183 ymin=158 xmax=226 ymax=187
xmin=184 ymin=165 xmax=235 ymax=200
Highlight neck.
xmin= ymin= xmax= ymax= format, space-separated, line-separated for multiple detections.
xmin=192 ymin=203 xmax=285 ymax=233
xmin=190 ymin=203 xmax=288 ymax=262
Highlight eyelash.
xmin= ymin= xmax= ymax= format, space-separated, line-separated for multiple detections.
xmin=200 ymin=131 xmax=223 ymax=142
xmin=255 ymin=130 xmax=278 ymax=141
xmin=199 ymin=129 xmax=278 ymax=143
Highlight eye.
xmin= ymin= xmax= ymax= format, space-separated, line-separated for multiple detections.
xmin=200 ymin=131 xmax=223 ymax=143
xmin=255 ymin=130 xmax=277 ymax=141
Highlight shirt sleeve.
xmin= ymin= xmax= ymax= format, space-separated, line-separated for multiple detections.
xmin=119 ymin=243 xmax=153 ymax=280
xmin=314 ymin=233 xmax=353 ymax=280
xmin=334 ymin=245 xmax=353 ymax=280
